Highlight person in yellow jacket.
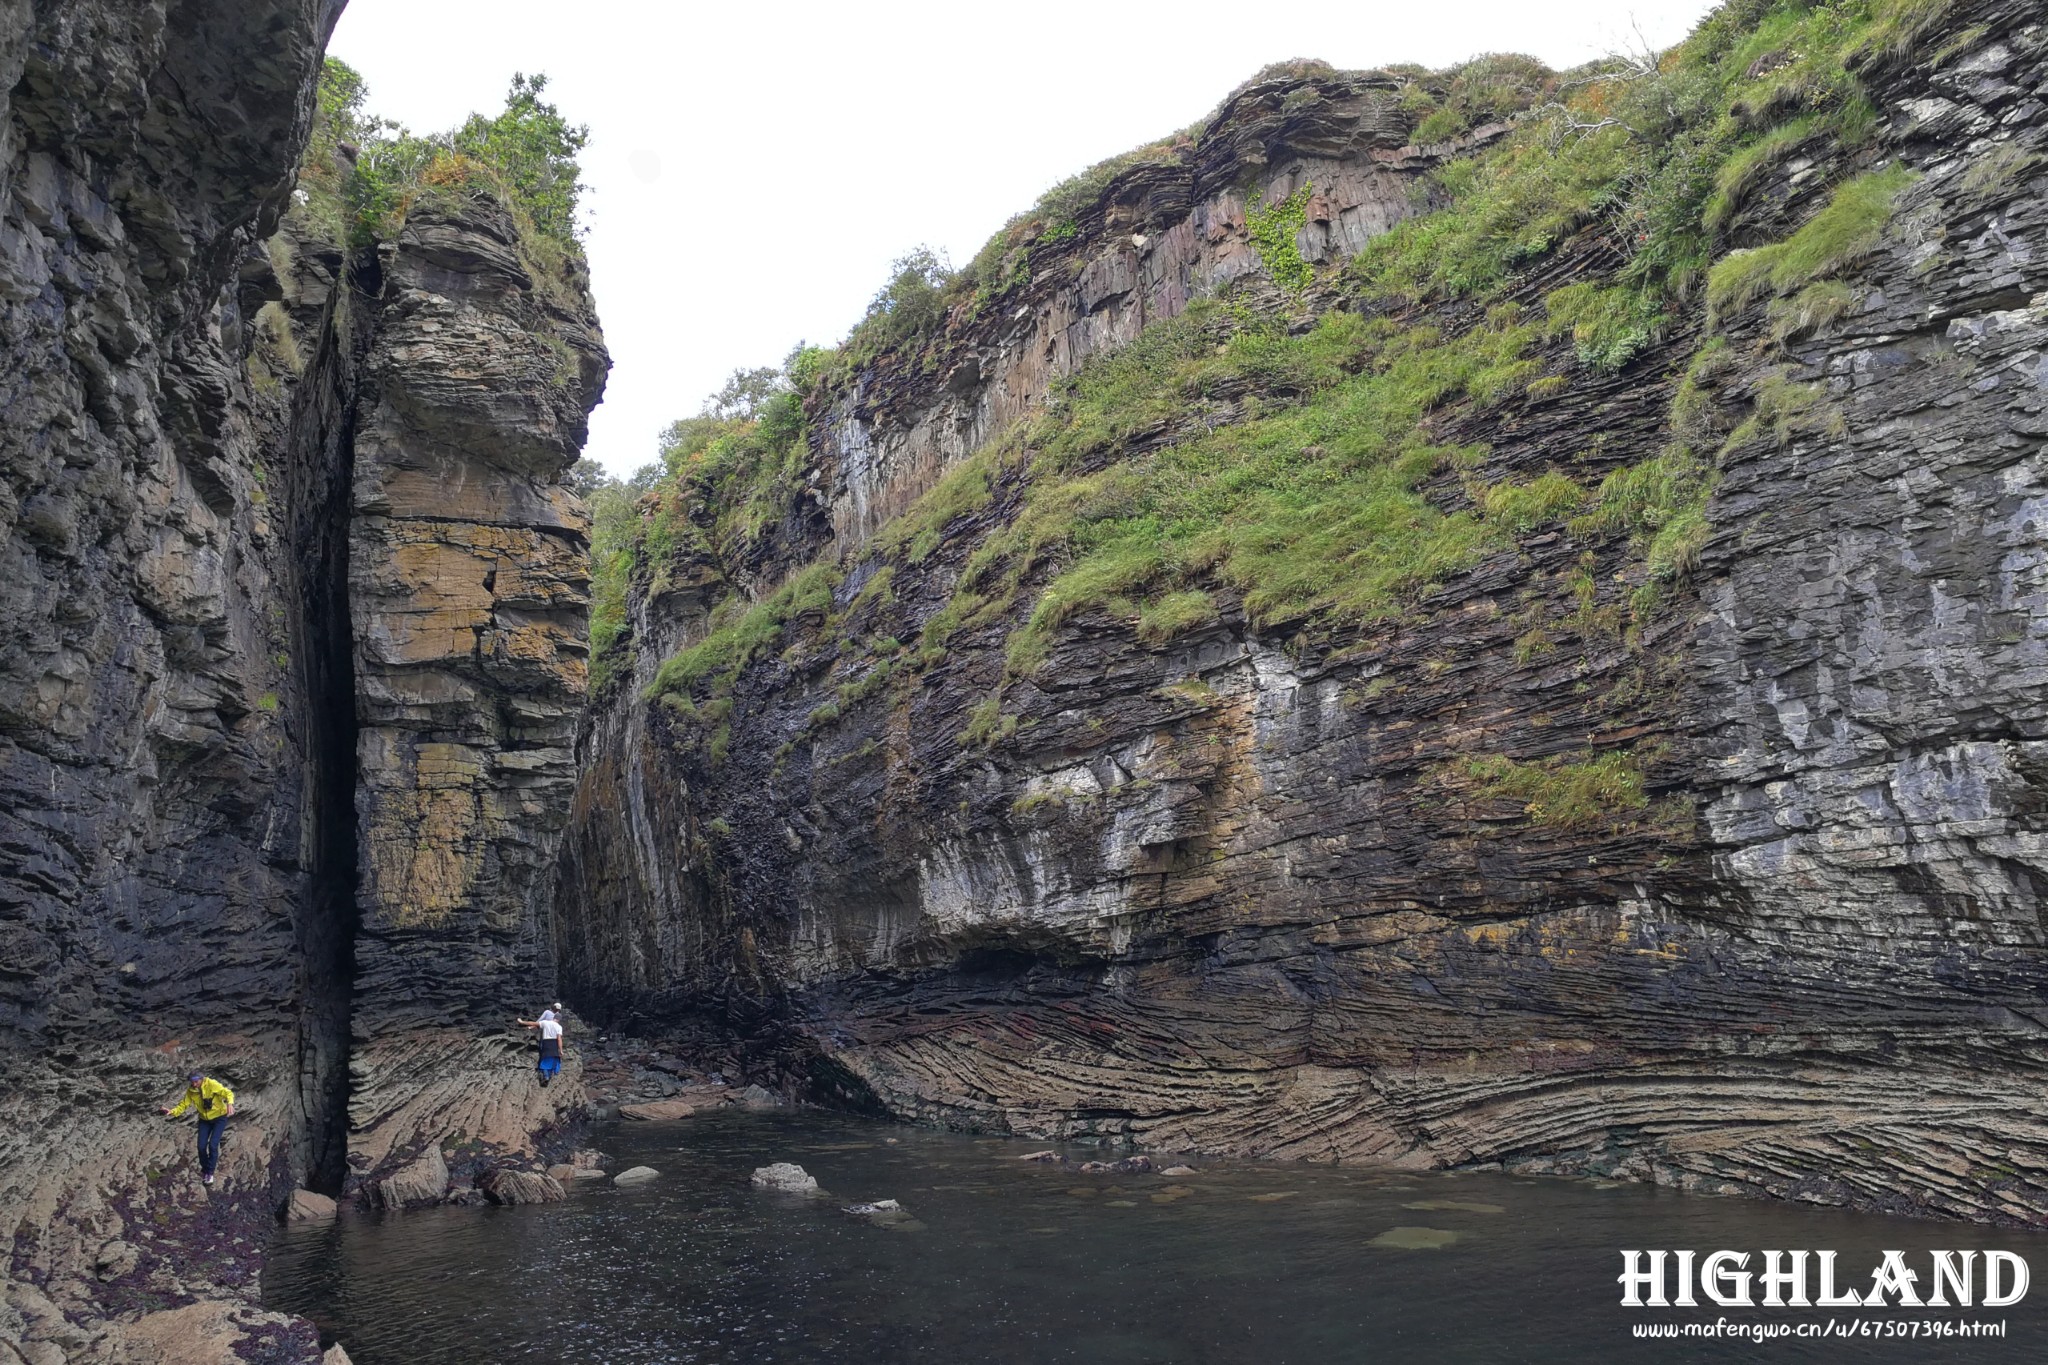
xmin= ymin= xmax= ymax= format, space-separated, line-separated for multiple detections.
xmin=160 ymin=1071 xmax=235 ymax=1185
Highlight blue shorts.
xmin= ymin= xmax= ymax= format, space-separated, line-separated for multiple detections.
xmin=538 ymin=1055 xmax=561 ymax=1076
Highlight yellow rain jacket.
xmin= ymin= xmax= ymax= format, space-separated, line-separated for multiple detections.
xmin=167 ymin=1077 xmax=235 ymax=1121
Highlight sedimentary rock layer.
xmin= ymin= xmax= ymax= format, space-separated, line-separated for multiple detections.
xmin=0 ymin=0 xmax=344 ymax=1352
xmin=562 ymin=0 xmax=2048 ymax=1223
xmin=340 ymin=195 xmax=606 ymax=1190
xmin=0 ymin=0 xmax=607 ymax=1349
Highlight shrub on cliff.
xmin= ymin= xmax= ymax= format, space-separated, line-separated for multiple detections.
xmin=297 ymin=60 xmax=588 ymax=251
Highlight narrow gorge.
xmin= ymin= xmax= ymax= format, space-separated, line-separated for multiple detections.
xmin=3 ymin=0 xmax=2047 ymax=1358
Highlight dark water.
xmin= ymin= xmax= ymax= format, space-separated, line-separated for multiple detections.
xmin=266 ymin=1110 xmax=2048 ymax=1364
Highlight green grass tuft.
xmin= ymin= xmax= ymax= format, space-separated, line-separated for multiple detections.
xmin=1459 ymin=748 xmax=1654 ymax=829
xmin=1706 ymin=164 xmax=1915 ymax=323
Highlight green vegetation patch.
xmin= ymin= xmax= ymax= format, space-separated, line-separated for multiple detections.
xmin=1706 ymin=164 xmax=1915 ymax=321
xmin=1247 ymin=184 xmax=1315 ymax=293
xmin=648 ymin=562 xmax=840 ymax=703
xmin=625 ymin=0 xmax=1953 ymax=759
xmin=1458 ymin=749 xmax=1653 ymax=830
xmin=302 ymin=59 xmax=588 ymax=251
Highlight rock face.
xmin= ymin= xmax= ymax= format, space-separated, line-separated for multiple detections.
xmin=562 ymin=0 xmax=2048 ymax=1224
xmin=0 ymin=0 xmax=605 ymax=1344
xmin=0 ymin=0 xmax=345 ymax=1336
xmin=815 ymin=82 xmax=1497 ymax=551
xmin=338 ymin=194 xmax=606 ymax=1191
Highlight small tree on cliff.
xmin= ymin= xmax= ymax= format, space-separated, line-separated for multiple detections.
xmin=451 ymin=73 xmax=589 ymax=242
xmin=299 ymin=62 xmax=589 ymax=248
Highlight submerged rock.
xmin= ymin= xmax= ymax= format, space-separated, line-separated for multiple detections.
xmin=1018 ymin=1151 xmax=1064 ymax=1164
xmin=842 ymin=1198 xmax=919 ymax=1228
xmin=750 ymin=1163 xmax=818 ymax=1194
xmin=1370 ymin=1226 xmax=1461 ymax=1249
xmin=613 ymin=1167 xmax=661 ymax=1187
xmin=1078 ymin=1156 xmax=1153 ymax=1175
xmin=619 ymin=1099 xmax=697 ymax=1121
xmin=1161 ymin=1166 xmax=1198 ymax=1177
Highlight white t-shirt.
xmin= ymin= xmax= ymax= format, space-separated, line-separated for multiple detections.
xmin=538 ymin=1019 xmax=563 ymax=1041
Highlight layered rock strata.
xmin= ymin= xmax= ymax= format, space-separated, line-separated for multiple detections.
xmin=0 ymin=1 xmax=344 ymax=1352
xmin=563 ymin=0 xmax=2048 ymax=1224
xmin=818 ymin=82 xmax=1501 ymax=551
xmin=0 ymin=0 xmax=606 ymax=1350
xmin=338 ymin=196 xmax=605 ymax=1190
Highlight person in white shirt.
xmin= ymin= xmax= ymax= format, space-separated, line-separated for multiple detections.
xmin=516 ymin=1004 xmax=567 ymax=1087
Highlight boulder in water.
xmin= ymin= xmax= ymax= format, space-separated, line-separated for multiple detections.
xmin=739 ymin=1084 xmax=782 ymax=1109
xmin=480 ymin=1168 xmax=565 ymax=1205
xmin=1078 ymin=1156 xmax=1153 ymax=1174
xmin=1161 ymin=1165 xmax=1197 ymax=1177
xmin=613 ymin=1166 xmax=661 ymax=1187
xmin=287 ymin=1189 xmax=338 ymax=1222
xmin=750 ymin=1162 xmax=818 ymax=1193
xmin=1370 ymin=1226 xmax=1461 ymax=1249
xmin=1017 ymin=1151 xmax=1064 ymax=1163
xmin=371 ymin=1145 xmax=449 ymax=1209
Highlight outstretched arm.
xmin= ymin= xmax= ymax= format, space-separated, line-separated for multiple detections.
xmin=515 ymin=1019 xmax=538 ymax=1029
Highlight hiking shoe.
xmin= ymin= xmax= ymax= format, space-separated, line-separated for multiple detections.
xmin=202 ymin=1173 xmax=214 ymax=1185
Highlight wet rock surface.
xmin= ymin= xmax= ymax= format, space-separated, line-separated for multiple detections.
xmin=286 ymin=1190 xmax=338 ymax=1223
xmin=749 ymin=1164 xmax=818 ymax=1195
xmin=478 ymin=1169 xmax=565 ymax=1206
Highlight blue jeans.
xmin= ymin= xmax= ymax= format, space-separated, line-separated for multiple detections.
xmin=196 ymin=1115 xmax=228 ymax=1176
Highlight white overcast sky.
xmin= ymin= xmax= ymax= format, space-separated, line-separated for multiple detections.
xmin=328 ymin=0 xmax=1721 ymax=477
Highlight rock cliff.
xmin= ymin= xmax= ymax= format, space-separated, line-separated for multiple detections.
xmin=562 ymin=0 xmax=2048 ymax=1225
xmin=0 ymin=2 xmax=605 ymax=1351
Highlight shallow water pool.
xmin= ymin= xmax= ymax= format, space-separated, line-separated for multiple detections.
xmin=265 ymin=1109 xmax=2048 ymax=1364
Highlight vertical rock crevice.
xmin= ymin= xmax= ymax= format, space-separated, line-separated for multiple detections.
xmin=280 ymin=249 xmax=376 ymax=1196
